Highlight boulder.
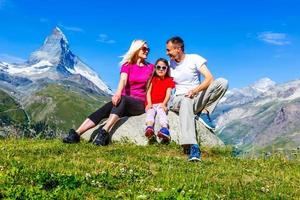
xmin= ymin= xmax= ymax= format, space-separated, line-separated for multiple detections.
xmin=81 ymin=111 xmax=224 ymax=147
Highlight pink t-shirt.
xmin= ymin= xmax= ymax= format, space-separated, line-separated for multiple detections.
xmin=121 ymin=63 xmax=154 ymax=102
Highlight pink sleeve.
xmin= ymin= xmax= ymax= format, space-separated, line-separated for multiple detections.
xmin=120 ymin=63 xmax=129 ymax=74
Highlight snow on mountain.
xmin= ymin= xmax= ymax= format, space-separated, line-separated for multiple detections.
xmin=0 ymin=27 xmax=113 ymax=95
xmin=214 ymin=77 xmax=300 ymax=150
xmin=250 ymin=77 xmax=276 ymax=93
xmin=31 ymin=60 xmax=53 ymax=68
xmin=215 ymin=77 xmax=300 ymax=129
xmin=5 ymin=63 xmax=52 ymax=76
xmin=28 ymin=27 xmax=69 ymax=65
xmin=219 ymin=77 xmax=277 ymax=106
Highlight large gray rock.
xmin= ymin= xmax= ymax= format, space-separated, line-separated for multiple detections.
xmin=82 ymin=112 xmax=224 ymax=147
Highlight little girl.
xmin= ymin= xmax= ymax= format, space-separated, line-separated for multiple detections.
xmin=145 ymin=58 xmax=175 ymax=143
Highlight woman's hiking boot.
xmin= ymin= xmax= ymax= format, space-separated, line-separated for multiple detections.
xmin=63 ymin=129 xmax=80 ymax=143
xmin=93 ymin=129 xmax=109 ymax=146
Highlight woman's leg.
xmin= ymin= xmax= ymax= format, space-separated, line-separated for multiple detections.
xmin=93 ymin=98 xmax=126 ymax=145
xmin=76 ymin=118 xmax=96 ymax=135
xmin=102 ymin=114 xmax=119 ymax=132
xmin=101 ymin=96 xmax=145 ymax=133
xmin=122 ymin=96 xmax=145 ymax=116
xmin=77 ymin=101 xmax=113 ymax=135
xmin=63 ymin=101 xmax=113 ymax=143
xmin=93 ymin=96 xmax=145 ymax=146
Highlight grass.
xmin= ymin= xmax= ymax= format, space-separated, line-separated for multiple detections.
xmin=0 ymin=139 xmax=300 ymax=199
xmin=25 ymin=84 xmax=110 ymax=132
xmin=0 ymin=89 xmax=28 ymax=125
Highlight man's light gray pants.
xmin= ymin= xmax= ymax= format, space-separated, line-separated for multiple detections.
xmin=170 ymin=78 xmax=228 ymax=145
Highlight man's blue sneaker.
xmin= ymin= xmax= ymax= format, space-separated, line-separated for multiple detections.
xmin=196 ymin=113 xmax=216 ymax=131
xmin=157 ymin=127 xmax=171 ymax=143
xmin=188 ymin=144 xmax=201 ymax=162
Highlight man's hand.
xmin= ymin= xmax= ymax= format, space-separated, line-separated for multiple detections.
xmin=185 ymin=90 xmax=197 ymax=99
xmin=112 ymin=94 xmax=121 ymax=106
xmin=145 ymin=104 xmax=153 ymax=111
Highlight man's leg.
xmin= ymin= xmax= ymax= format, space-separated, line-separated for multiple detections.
xmin=178 ymin=97 xmax=198 ymax=145
xmin=194 ymin=78 xmax=228 ymax=114
xmin=171 ymin=95 xmax=201 ymax=161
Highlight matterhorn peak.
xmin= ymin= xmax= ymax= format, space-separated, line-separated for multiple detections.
xmin=28 ymin=27 xmax=71 ymax=65
xmin=48 ymin=26 xmax=69 ymax=44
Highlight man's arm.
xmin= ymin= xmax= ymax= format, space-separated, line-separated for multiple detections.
xmin=185 ymin=64 xmax=214 ymax=98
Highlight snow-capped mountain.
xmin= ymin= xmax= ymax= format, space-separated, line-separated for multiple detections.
xmin=214 ymin=77 xmax=300 ymax=152
xmin=219 ymin=77 xmax=276 ymax=106
xmin=0 ymin=27 xmax=112 ymax=95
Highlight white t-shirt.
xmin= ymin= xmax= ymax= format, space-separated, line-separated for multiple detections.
xmin=170 ymin=54 xmax=207 ymax=95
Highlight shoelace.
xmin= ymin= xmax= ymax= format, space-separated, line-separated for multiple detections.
xmin=96 ymin=131 xmax=106 ymax=141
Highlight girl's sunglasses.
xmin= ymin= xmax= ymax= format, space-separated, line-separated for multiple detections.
xmin=141 ymin=47 xmax=150 ymax=52
xmin=156 ymin=65 xmax=168 ymax=71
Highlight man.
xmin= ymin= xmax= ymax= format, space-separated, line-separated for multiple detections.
xmin=166 ymin=36 xmax=228 ymax=161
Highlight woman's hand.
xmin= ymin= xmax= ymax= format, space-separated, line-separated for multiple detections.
xmin=145 ymin=104 xmax=153 ymax=111
xmin=112 ymin=93 xmax=121 ymax=106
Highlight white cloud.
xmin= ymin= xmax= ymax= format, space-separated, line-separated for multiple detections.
xmin=257 ymin=32 xmax=290 ymax=46
xmin=97 ymin=34 xmax=116 ymax=44
xmin=59 ymin=24 xmax=84 ymax=33
xmin=0 ymin=53 xmax=26 ymax=63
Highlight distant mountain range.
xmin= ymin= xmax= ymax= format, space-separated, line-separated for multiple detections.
xmin=214 ymin=77 xmax=300 ymax=152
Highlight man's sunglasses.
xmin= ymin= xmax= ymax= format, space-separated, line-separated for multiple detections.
xmin=141 ymin=47 xmax=150 ymax=52
xmin=156 ymin=65 xmax=168 ymax=70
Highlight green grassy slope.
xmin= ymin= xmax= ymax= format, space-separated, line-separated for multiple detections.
xmin=25 ymin=84 xmax=110 ymax=132
xmin=0 ymin=140 xmax=299 ymax=199
xmin=0 ymin=89 xmax=28 ymax=125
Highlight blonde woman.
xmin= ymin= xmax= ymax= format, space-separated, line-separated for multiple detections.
xmin=63 ymin=40 xmax=154 ymax=146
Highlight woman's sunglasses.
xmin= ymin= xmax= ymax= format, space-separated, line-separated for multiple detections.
xmin=156 ymin=65 xmax=168 ymax=71
xmin=141 ymin=47 xmax=150 ymax=52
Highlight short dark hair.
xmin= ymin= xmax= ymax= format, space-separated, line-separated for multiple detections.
xmin=166 ymin=36 xmax=184 ymax=52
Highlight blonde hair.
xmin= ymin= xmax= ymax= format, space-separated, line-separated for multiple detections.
xmin=119 ymin=39 xmax=147 ymax=66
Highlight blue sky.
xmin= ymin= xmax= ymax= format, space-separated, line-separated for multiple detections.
xmin=0 ymin=0 xmax=299 ymax=91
